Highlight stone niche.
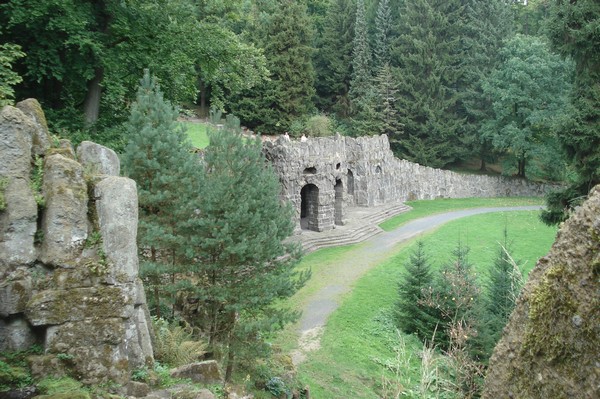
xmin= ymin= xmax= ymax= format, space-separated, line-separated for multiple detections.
xmin=0 ymin=100 xmax=153 ymax=385
xmin=264 ymin=133 xmax=554 ymax=233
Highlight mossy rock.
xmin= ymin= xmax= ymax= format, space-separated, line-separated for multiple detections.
xmin=33 ymin=392 xmax=90 ymax=399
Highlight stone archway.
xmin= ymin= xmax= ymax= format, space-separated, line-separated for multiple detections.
xmin=335 ymin=179 xmax=344 ymax=225
xmin=300 ymin=184 xmax=319 ymax=231
xmin=347 ymin=169 xmax=355 ymax=206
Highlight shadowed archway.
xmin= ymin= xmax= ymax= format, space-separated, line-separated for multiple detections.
xmin=301 ymin=184 xmax=319 ymax=231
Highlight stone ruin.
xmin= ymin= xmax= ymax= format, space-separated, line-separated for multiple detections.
xmin=264 ymin=134 xmax=553 ymax=232
xmin=0 ymin=100 xmax=153 ymax=385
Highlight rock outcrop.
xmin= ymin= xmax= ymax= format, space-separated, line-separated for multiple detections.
xmin=482 ymin=186 xmax=600 ymax=399
xmin=0 ymin=100 xmax=153 ymax=385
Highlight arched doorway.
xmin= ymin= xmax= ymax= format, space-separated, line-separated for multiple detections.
xmin=335 ymin=179 xmax=344 ymax=225
xmin=347 ymin=169 xmax=355 ymax=206
xmin=300 ymin=184 xmax=319 ymax=231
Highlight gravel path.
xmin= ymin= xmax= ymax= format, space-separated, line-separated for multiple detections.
xmin=291 ymin=205 xmax=542 ymax=364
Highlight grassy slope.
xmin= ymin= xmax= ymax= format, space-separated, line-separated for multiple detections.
xmin=379 ymin=197 xmax=543 ymax=231
xmin=277 ymin=204 xmax=556 ymax=398
xmin=183 ymin=121 xmax=209 ymax=149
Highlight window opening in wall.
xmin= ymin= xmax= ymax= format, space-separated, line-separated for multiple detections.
xmin=347 ymin=169 xmax=355 ymax=196
xmin=336 ymin=163 xmax=341 ymax=170
xmin=303 ymin=167 xmax=317 ymax=175
xmin=335 ymin=179 xmax=343 ymax=225
xmin=375 ymin=165 xmax=382 ymax=174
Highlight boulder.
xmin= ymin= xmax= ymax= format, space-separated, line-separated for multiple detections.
xmin=169 ymin=360 xmax=222 ymax=384
xmin=76 ymin=141 xmax=120 ymax=176
xmin=94 ymin=176 xmax=139 ymax=281
xmin=123 ymin=306 xmax=154 ymax=368
xmin=482 ymin=185 xmax=600 ymax=399
xmin=16 ymin=98 xmax=51 ymax=157
xmin=126 ymin=381 xmax=151 ymax=397
xmin=0 ymin=275 xmax=32 ymax=317
xmin=39 ymin=154 xmax=88 ymax=266
xmin=0 ymin=105 xmax=34 ymax=178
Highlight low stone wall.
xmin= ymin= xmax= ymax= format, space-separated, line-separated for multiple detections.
xmin=0 ymin=100 xmax=153 ymax=384
xmin=264 ymin=134 xmax=554 ymax=232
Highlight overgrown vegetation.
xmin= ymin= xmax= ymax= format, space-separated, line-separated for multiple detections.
xmin=0 ymin=177 xmax=8 ymax=211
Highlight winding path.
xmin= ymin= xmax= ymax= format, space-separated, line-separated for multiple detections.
xmin=291 ymin=205 xmax=543 ymax=364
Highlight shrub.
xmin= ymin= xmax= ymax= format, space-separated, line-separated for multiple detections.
xmin=305 ymin=114 xmax=333 ymax=137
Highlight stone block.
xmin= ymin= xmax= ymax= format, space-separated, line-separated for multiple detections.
xmin=16 ymin=98 xmax=51 ymax=157
xmin=169 ymin=360 xmax=222 ymax=384
xmin=0 ymin=276 xmax=32 ymax=317
xmin=26 ymin=286 xmax=134 ymax=325
xmin=76 ymin=141 xmax=120 ymax=176
xmin=0 ymin=105 xmax=34 ymax=178
xmin=40 ymin=154 xmax=88 ymax=266
xmin=45 ymin=318 xmax=125 ymax=352
xmin=94 ymin=176 xmax=139 ymax=281
xmin=0 ymin=178 xmax=37 ymax=267
xmin=0 ymin=317 xmax=37 ymax=352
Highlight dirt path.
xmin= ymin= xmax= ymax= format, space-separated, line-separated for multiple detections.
xmin=291 ymin=205 xmax=542 ymax=364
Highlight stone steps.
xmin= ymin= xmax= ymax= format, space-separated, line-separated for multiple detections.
xmin=297 ymin=202 xmax=412 ymax=253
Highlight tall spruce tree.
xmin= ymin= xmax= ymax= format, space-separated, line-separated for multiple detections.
xmin=373 ymin=0 xmax=392 ymax=71
xmin=375 ymin=63 xmax=403 ymax=139
xmin=349 ymin=0 xmax=373 ymax=116
xmin=229 ymin=0 xmax=315 ymax=134
xmin=122 ymin=70 xmax=203 ymax=319
xmin=187 ymin=114 xmax=309 ymax=381
xmin=393 ymin=0 xmax=466 ymax=167
xmin=542 ymin=0 xmax=600 ymax=224
xmin=395 ymin=241 xmax=439 ymax=342
xmin=314 ymin=0 xmax=355 ymax=116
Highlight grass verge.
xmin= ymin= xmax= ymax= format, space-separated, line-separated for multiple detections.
xmin=279 ymin=207 xmax=556 ymax=398
xmin=379 ymin=197 xmax=544 ymax=231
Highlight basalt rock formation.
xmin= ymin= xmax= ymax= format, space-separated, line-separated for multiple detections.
xmin=0 ymin=100 xmax=153 ymax=385
xmin=482 ymin=186 xmax=600 ymax=398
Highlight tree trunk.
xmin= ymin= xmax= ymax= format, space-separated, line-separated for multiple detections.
xmin=479 ymin=158 xmax=487 ymax=172
xmin=199 ymin=78 xmax=207 ymax=116
xmin=151 ymin=246 xmax=161 ymax=319
xmin=83 ymin=67 xmax=104 ymax=127
xmin=224 ymin=311 xmax=237 ymax=383
xmin=518 ymin=158 xmax=526 ymax=178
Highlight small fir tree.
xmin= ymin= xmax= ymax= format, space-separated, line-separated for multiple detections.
xmin=395 ymin=241 xmax=439 ymax=342
xmin=122 ymin=70 xmax=202 ymax=319
xmin=187 ymin=113 xmax=309 ymax=381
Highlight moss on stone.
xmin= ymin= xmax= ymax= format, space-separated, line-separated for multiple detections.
xmin=0 ymin=177 xmax=8 ymax=211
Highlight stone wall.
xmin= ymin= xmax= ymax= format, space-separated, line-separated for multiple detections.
xmin=264 ymin=134 xmax=554 ymax=232
xmin=0 ymin=100 xmax=153 ymax=385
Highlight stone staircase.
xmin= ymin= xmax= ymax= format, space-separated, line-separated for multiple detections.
xmin=297 ymin=202 xmax=411 ymax=253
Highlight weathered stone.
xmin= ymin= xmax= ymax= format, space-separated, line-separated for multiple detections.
xmin=45 ymin=318 xmax=125 ymax=352
xmin=28 ymin=355 xmax=68 ymax=380
xmin=34 ymin=393 xmax=90 ymax=399
xmin=76 ymin=140 xmax=120 ymax=176
xmin=94 ymin=176 xmax=139 ymax=281
xmin=16 ymin=98 xmax=51 ymax=157
xmin=0 ymin=276 xmax=32 ymax=317
xmin=0 ymin=386 xmax=38 ymax=399
xmin=0 ymin=317 xmax=37 ymax=351
xmin=0 ymin=178 xmax=37 ymax=267
xmin=0 ymin=105 xmax=35 ymax=178
xmin=482 ymin=185 xmax=600 ymax=399
xmin=40 ymin=154 xmax=88 ymax=266
xmin=169 ymin=360 xmax=222 ymax=384
xmin=126 ymin=381 xmax=151 ymax=397
xmin=26 ymin=286 xmax=134 ymax=325
xmin=123 ymin=306 xmax=154 ymax=368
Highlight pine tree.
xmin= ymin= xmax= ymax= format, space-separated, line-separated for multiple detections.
xmin=393 ymin=0 xmax=466 ymax=167
xmin=395 ymin=241 xmax=439 ymax=342
xmin=375 ymin=63 xmax=403 ymax=139
xmin=349 ymin=0 xmax=373 ymax=115
xmin=314 ymin=0 xmax=355 ymax=116
xmin=188 ymin=114 xmax=309 ymax=381
xmin=122 ymin=70 xmax=203 ymax=319
xmin=229 ymin=0 xmax=315 ymax=134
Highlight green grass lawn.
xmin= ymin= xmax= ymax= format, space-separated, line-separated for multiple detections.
xmin=183 ymin=121 xmax=209 ymax=149
xmin=276 ymin=204 xmax=557 ymax=398
xmin=379 ymin=196 xmax=544 ymax=231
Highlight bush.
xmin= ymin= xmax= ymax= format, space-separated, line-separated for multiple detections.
xmin=305 ymin=114 xmax=333 ymax=137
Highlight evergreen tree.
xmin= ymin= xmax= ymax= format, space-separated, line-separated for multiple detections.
xmin=188 ymin=114 xmax=309 ymax=381
xmin=480 ymin=34 xmax=573 ymax=178
xmin=349 ymin=0 xmax=373 ymax=116
xmin=393 ymin=0 xmax=466 ymax=167
xmin=395 ymin=241 xmax=439 ymax=342
xmin=542 ymin=0 xmax=600 ymax=224
xmin=374 ymin=63 xmax=403 ymax=139
xmin=459 ymin=0 xmax=514 ymax=171
xmin=314 ymin=0 xmax=355 ymax=116
xmin=122 ymin=70 xmax=203 ymax=319
xmin=373 ymin=0 xmax=392 ymax=71
xmin=229 ymin=0 xmax=316 ymax=134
